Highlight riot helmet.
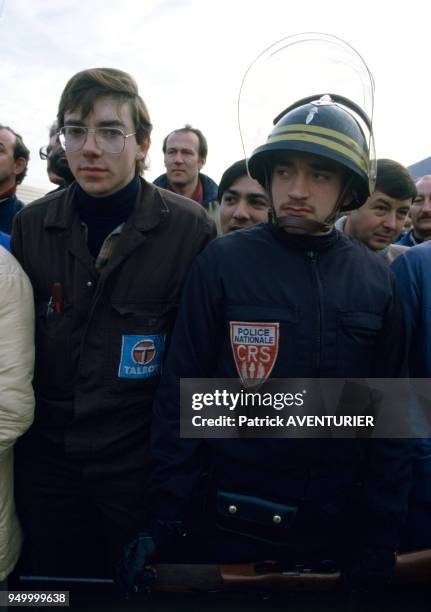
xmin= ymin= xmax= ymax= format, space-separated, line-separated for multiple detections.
xmin=248 ymin=94 xmax=371 ymax=210
xmin=238 ymin=33 xmax=376 ymax=232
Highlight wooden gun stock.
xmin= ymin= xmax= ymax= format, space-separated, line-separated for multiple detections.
xmin=20 ymin=550 xmax=431 ymax=594
xmin=151 ymin=549 xmax=431 ymax=593
xmin=394 ymin=549 xmax=431 ymax=584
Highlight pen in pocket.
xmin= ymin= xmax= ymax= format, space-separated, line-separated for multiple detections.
xmin=47 ymin=282 xmax=64 ymax=315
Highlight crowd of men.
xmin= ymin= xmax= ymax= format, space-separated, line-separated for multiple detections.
xmin=1 ymin=66 xmax=431 ymax=601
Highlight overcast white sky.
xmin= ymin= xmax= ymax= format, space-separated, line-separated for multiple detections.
xmin=0 ymin=0 xmax=429 ymax=191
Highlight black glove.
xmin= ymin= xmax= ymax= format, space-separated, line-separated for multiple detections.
xmin=343 ymin=546 xmax=396 ymax=593
xmin=116 ymin=520 xmax=187 ymax=596
xmin=116 ymin=532 xmax=157 ymax=596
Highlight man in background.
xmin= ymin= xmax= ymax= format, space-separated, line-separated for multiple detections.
xmin=335 ymin=158 xmax=416 ymax=262
xmin=218 ymin=159 xmax=269 ymax=234
xmin=154 ymin=125 xmax=219 ymax=229
xmin=39 ymin=121 xmax=75 ymax=189
xmin=0 ymin=125 xmax=29 ymax=233
xmin=396 ymin=175 xmax=431 ymax=246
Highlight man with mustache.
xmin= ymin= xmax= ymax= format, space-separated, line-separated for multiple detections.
xmin=335 ymin=158 xmax=416 ymax=262
xmin=11 ymin=67 xmax=216 ymax=581
xmin=396 ymin=175 xmax=431 ymax=246
xmin=119 ymin=94 xmax=412 ymax=595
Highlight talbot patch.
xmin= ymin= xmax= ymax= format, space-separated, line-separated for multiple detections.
xmin=230 ymin=322 xmax=280 ymax=387
xmin=118 ymin=334 xmax=165 ymax=379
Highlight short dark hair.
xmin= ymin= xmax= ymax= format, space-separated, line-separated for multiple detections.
xmin=49 ymin=121 xmax=58 ymax=139
xmin=57 ymin=68 xmax=152 ymax=175
xmin=218 ymin=159 xmax=248 ymax=201
xmin=0 ymin=124 xmax=30 ymax=185
xmin=375 ymin=158 xmax=417 ymax=201
xmin=162 ymin=124 xmax=208 ymax=160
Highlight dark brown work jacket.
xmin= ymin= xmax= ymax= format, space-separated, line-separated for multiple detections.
xmin=11 ymin=179 xmax=216 ymax=463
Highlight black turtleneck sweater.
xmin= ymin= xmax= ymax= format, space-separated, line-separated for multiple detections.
xmin=75 ymin=176 xmax=139 ymax=258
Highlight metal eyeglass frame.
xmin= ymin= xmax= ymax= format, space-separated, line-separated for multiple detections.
xmin=58 ymin=126 xmax=137 ymax=154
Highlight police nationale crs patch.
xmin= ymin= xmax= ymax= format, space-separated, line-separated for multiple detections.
xmin=118 ymin=334 xmax=165 ymax=379
xmin=230 ymin=322 xmax=280 ymax=387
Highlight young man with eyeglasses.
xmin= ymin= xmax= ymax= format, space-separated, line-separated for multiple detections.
xmin=11 ymin=68 xmax=216 ymax=581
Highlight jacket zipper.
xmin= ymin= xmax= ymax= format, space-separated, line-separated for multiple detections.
xmin=306 ymin=250 xmax=324 ymax=371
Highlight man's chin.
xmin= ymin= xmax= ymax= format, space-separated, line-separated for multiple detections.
xmin=417 ymin=221 xmax=431 ymax=232
xmin=369 ymin=238 xmax=391 ymax=251
xmin=282 ymin=226 xmax=309 ymax=235
xmin=227 ymin=225 xmax=249 ymax=233
xmin=167 ymin=170 xmax=188 ymax=183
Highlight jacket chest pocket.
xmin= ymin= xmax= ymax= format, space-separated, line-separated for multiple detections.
xmin=337 ymin=312 xmax=383 ymax=375
xmin=34 ymin=302 xmax=74 ymax=397
xmin=216 ymin=490 xmax=298 ymax=545
xmin=106 ymin=302 xmax=177 ymax=393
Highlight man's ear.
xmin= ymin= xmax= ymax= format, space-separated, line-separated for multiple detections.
xmin=14 ymin=157 xmax=27 ymax=178
xmin=341 ymin=188 xmax=361 ymax=211
xmin=136 ymin=137 xmax=151 ymax=161
xmin=198 ymin=157 xmax=206 ymax=171
xmin=346 ymin=188 xmax=357 ymax=205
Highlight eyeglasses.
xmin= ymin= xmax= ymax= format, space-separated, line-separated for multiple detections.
xmin=39 ymin=145 xmax=51 ymax=160
xmin=58 ymin=126 xmax=136 ymax=154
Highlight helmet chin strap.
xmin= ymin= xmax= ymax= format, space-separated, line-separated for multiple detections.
xmin=277 ymin=215 xmax=332 ymax=234
xmin=272 ymin=176 xmax=354 ymax=235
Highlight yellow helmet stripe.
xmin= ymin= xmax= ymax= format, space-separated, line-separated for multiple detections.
xmin=272 ymin=123 xmax=368 ymax=162
xmin=266 ymin=132 xmax=368 ymax=174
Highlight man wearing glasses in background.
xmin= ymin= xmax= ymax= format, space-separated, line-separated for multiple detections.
xmin=11 ymin=67 xmax=216 ymax=581
xmin=39 ymin=121 xmax=75 ymax=190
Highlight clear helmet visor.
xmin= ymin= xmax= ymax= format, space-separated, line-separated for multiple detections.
xmin=238 ymin=33 xmax=376 ymax=194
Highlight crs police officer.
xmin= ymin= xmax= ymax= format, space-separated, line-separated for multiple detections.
xmin=119 ymin=94 xmax=412 ymax=591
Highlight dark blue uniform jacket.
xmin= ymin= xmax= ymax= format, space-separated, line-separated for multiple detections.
xmin=150 ymin=224 xmax=412 ymax=557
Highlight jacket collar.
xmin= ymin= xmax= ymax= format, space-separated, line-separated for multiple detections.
xmin=0 ymin=192 xmax=18 ymax=205
xmin=153 ymin=172 xmax=219 ymax=207
xmin=43 ymin=178 xmax=169 ymax=232
xmin=269 ymin=223 xmax=340 ymax=252
xmin=334 ymin=215 xmax=347 ymax=233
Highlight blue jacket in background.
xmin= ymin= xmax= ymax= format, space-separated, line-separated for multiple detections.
xmin=0 ymin=231 xmax=11 ymax=252
xmin=153 ymin=173 xmax=218 ymax=209
xmin=391 ymin=242 xmax=431 ymax=377
xmin=391 ymin=243 xmax=431 ymax=550
xmin=396 ymin=230 xmax=418 ymax=247
xmin=0 ymin=193 xmax=24 ymax=234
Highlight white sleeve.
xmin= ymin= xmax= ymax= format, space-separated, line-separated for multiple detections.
xmin=0 ymin=248 xmax=35 ymax=455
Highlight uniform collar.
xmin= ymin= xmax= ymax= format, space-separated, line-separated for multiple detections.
xmin=269 ymin=223 xmax=339 ymax=252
